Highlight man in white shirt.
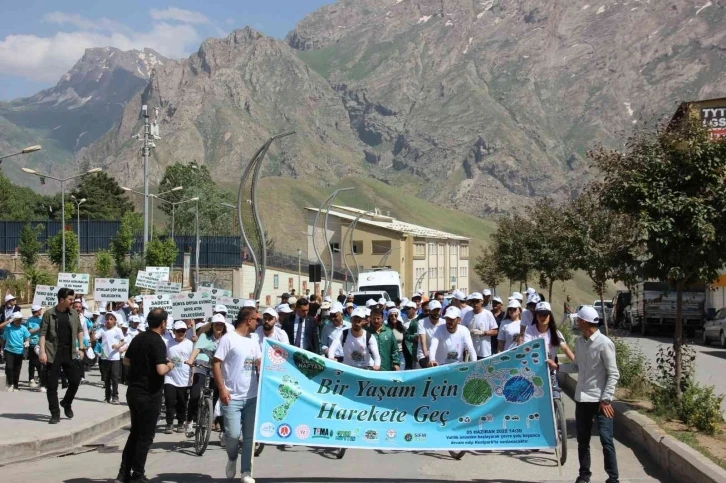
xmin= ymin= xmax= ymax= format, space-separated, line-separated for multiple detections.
xmin=558 ymin=306 xmax=620 ymax=483
xmin=427 ymin=306 xmax=477 ymax=366
xmin=100 ymin=312 xmax=125 ymax=404
xmin=449 ymin=290 xmax=473 ymax=320
xmin=417 ymin=300 xmax=443 ymax=368
xmin=327 ymin=308 xmax=381 ymax=370
xmin=164 ymin=321 xmax=194 ymax=434
xmin=321 ymin=302 xmax=350 ymax=360
xmin=462 ymin=293 xmax=498 ymax=359
xmin=213 ymin=307 xmax=261 ymax=483
xmin=252 ymin=308 xmax=290 ymax=350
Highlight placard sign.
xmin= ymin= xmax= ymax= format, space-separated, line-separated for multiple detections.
xmin=94 ymin=278 xmax=129 ymax=302
xmin=145 ymin=266 xmax=170 ymax=281
xmin=216 ymin=296 xmax=243 ymax=322
xmin=142 ymin=294 xmax=174 ymax=320
xmin=200 ymin=281 xmax=214 ymax=288
xmin=210 ymin=287 xmax=232 ymax=302
xmin=33 ymin=285 xmax=59 ymax=307
xmin=172 ymin=291 xmax=213 ymax=320
xmin=135 ymin=271 xmax=159 ymax=290
xmin=156 ymin=280 xmax=182 ymax=294
xmin=57 ymin=273 xmax=90 ymax=294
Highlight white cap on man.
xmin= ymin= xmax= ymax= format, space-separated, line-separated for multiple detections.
xmin=444 ymin=306 xmax=461 ymax=319
xmin=351 ymin=307 xmax=367 ymax=319
xmin=134 ymin=295 xmax=143 ymax=303
xmin=4 ymin=294 xmax=16 ymax=303
xmin=330 ymin=302 xmax=344 ymax=315
xmin=527 ymin=293 xmax=541 ymax=305
xmin=492 ymin=296 xmax=503 ymax=305
xmin=452 ymin=290 xmax=466 ymax=301
xmin=467 ymin=292 xmax=484 ymax=301
xmin=11 ymin=312 xmax=23 ymax=320
xmin=263 ymin=307 xmax=278 ymax=319
xmin=577 ymin=306 xmax=600 ymax=324
xmin=526 ymin=287 xmax=536 ymax=296
xmin=277 ymin=304 xmax=293 ymax=314
xmin=386 ymin=301 xmax=396 ymax=309
xmin=482 ymin=289 xmax=492 ymax=296
xmin=404 ymin=301 xmax=417 ymax=309
xmin=429 ymin=300 xmax=442 ymax=311
xmin=366 ymin=299 xmax=378 ymax=308
xmin=510 ymin=292 xmax=524 ymax=302
xmin=172 ymin=321 xmax=187 ymax=331
xmin=243 ymin=300 xmax=256 ymax=308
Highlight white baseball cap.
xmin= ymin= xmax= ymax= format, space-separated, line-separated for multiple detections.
xmin=492 ymin=296 xmax=503 ymax=304
xmin=4 ymin=294 xmax=16 ymax=303
xmin=578 ymin=306 xmax=600 ymax=324
xmin=320 ymin=302 xmax=331 ymax=310
xmin=172 ymin=321 xmax=188 ymax=331
xmin=535 ymin=301 xmax=552 ymax=312
xmin=482 ymin=289 xmax=492 ymax=296
xmin=83 ymin=310 xmax=93 ymax=319
xmin=467 ymin=292 xmax=484 ymax=301
xmin=377 ymin=297 xmax=386 ymax=305
xmin=444 ymin=306 xmax=461 ymax=319
xmin=92 ymin=310 xmax=100 ymax=316
xmin=404 ymin=301 xmax=417 ymax=309
xmin=243 ymin=300 xmax=256 ymax=308
xmin=263 ymin=308 xmax=278 ymax=318
xmin=364 ymin=308 xmax=371 ymax=317
xmin=134 ymin=296 xmax=143 ymax=302
xmin=118 ymin=320 xmax=128 ymax=328
xmin=366 ymin=299 xmax=378 ymax=308
xmin=330 ymin=302 xmax=344 ymax=314
xmin=214 ymin=304 xmax=228 ymax=314
xmin=388 ymin=307 xmax=400 ymax=315
xmin=511 ymin=292 xmax=524 ymax=301
xmin=324 ymin=296 xmax=332 ymax=303
xmin=385 ymin=301 xmax=396 ymax=308
xmin=527 ymin=293 xmax=541 ymax=305
xmin=525 ymin=287 xmax=536 ymax=295
xmin=31 ymin=304 xmax=42 ymax=312
xmin=11 ymin=312 xmax=23 ymax=320
xmin=195 ymin=322 xmax=206 ymax=330
xmin=400 ymin=297 xmax=410 ymax=305
xmin=429 ymin=300 xmax=442 ymax=311
xmin=277 ymin=303 xmax=293 ymax=314
xmin=211 ymin=313 xmax=226 ymax=324
xmin=411 ymin=292 xmax=423 ymax=299
xmin=507 ymin=299 xmax=522 ymax=309
xmin=351 ymin=307 xmax=367 ymax=319
xmin=452 ymin=290 xmax=466 ymax=301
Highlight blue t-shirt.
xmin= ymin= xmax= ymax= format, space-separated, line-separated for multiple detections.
xmin=25 ymin=316 xmax=42 ymax=345
xmin=2 ymin=324 xmax=30 ymax=355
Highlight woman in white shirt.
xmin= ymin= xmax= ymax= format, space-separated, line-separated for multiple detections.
xmin=164 ymin=321 xmax=194 ymax=434
xmin=497 ymin=299 xmax=522 ymax=352
xmin=523 ymin=301 xmax=575 ymax=365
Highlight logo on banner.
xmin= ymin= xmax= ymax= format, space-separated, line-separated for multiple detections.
xmin=267 ymin=346 xmax=288 ymax=366
xmin=364 ymin=430 xmax=379 ymax=442
xmin=386 ymin=429 xmax=397 ymax=441
xmin=259 ymin=422 xmax=276 ymax=438
xmin=335 ymin=429 xmax=358 ymax=442
xmin=292 ymin=352 xmax=325 ymax=379
xmin=277 ymin=424 xmax=292 ymax=439
xmin=312 ymin=427 xmax=332 ymax=439
xmin=295 ymin=425 xmax=311 ymax=440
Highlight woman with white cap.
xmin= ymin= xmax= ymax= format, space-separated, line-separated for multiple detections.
xmin=524 ymin=302 xmax=575 ymax=364
xmin=0 ymin=293 xmax=21 ymax=364
xmin=386 ymin=308 xmax=407 ymax=370
xmin=497 ymin=299 xmax=523 ymax=352
xmin=26 ymin=305 xmax=44 ymax=390
xmin=2 ymin=312 xmax=30 ymax=391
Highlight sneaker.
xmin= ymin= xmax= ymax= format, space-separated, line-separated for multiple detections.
xmin=129 ymin=475 xmax=149 ymax=483
xmin=49 ymin=414 xmax=60 ymax=424
xmin=175 ymin=423 xmax=184 ymax=433
xmin=6 ymin=386 xmax=14 ymax=392
xmin=575 ymin=478 xmax=590 ymax=483
xmin=114 ymin=469 xmax=129 ymax=483
xmin=165 ymin=424 xmax=173 ymax=434
xmin=39 ymin=386 xmax=47 ymax=393
xmin=111 ymin=398 xmax=120 ymax=405
xmin=241 ymin=472 xmax=255 ymax=483
xmin=225 ymin=459 xmax=237 ymax=479
xmin=185 ymin=421 xmax=195 ymax=437
xmin=60 ymin=401 xmax=74 ymax=419
xmin=29 ymin=380 xmax=38 ymax=388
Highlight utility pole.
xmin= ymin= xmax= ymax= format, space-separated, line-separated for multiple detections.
xmin=134 ymin=105 xmax=160 ymax=254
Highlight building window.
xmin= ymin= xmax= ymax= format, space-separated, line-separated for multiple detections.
xmin=449 ymin=267 xmax=456 ymax=278
xmin=371 ymin=240 xmax=392 ymax=255
xmin=438 ymin=243 xmax=445 ymax=255
xmin=329 ymin=242 xmax=340 ymax=253
xmin=352 ymin=241 xmax=363 ymax=254
xmin=414 ymin=243 xmax=426 ymax=257
xmin=428 ymin=242 xmax=435 ymax=255
xmin=439 ymin=266 xmax=444 ymax=278
xmin=450 ymin=243 xmax=458 ymax=256
xmin=460 ymin=267 xmax=467 ymax=278
xmin=431 ymin=267 xmax=437 ymax=279
xmin=461 ymin=245 xmax=470 ymax=259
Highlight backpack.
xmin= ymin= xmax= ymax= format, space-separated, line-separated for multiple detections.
xmin=341 ymin=329 xmax=374 ymax=357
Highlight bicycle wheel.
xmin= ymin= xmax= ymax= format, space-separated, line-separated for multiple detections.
xmin=194 ymin=396 xmax=213 ymax=456
xmin=448 ymin=451 xmax=466 ymax=460
xmin=254 ymin=442 xmax=265 ymax=456
xmin=554 ymin=398 xmax=567 ymax=466
xmin=335 ymin=448 xmax=347 ymax=459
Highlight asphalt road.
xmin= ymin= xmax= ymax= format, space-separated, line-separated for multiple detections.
xmin=0 ymin=389 xmax=665 ymax=483
xmin=620 ymin=333 xmax=726 ymax=412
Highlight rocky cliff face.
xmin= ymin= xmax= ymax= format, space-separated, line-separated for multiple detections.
xmin=286 ymin=0 xmax=726 ymax=215
xmin=75 ymin=28 xmax=365 ymax=189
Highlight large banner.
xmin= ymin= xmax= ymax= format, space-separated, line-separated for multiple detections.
xmin=254 ymin=340 xmax=557 ymax=451
xmin=57 ymin=273 xmax=90 ymax=294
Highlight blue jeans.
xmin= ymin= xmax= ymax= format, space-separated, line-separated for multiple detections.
xmin=222 ymin=397 xmax=257 ymax=474
xmin=576 ymin=401 xmax=619 ymax=483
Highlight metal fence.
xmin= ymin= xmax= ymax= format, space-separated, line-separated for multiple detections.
xmin=0 ymin=220 xmax=121 ymax=254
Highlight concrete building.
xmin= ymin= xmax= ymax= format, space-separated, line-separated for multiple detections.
xmin=305 ymin=205 xmax=471 ymax=297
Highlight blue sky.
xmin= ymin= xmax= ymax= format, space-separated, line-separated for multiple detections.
xmin=0 ymin=1 xmax=332 ymax=100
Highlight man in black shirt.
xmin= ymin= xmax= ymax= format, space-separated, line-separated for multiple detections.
xmin=115 ymin=308 xmax=173 ymax=483
xmin=39 ymin=288 xmax=86 ymax=424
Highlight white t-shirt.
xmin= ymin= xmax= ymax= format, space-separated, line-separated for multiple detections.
xmin=327 ymin=329 xmax=381 ymax=369
xmin=165 ymin=338 xmax=193 ymax=387
xmin=497 ymin=319 xmax=521 ymax=351
xmin=251 ymin=326 xmax=290 ymax=351
xmin=523 ymin=324 xmax=565 ymax=361
xmin=416 ymin=317 xmax=442 ymax=360
xmin=101 ymin=326 xmax=125 ymax=361
xmin=459 ymin=305 xmax=473 ymax=320
xmin=214 ymin=331 xmax=261 ymax=400
xmin=428 ymin=324 xmax=478 ymax=365
xmin=462 ymin=310 xmax=499 ymax=358
xmin=521 ymin=309 xmax=533 ymax=329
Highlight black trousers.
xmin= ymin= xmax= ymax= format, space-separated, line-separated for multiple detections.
xmin=46 ymin=349 xmax=81 ymax=416
xmin=164 ymin=384 xmax=189 ymax=425
xmin=100 ymin=359 xmax=121 ymax=400
xmin=402 ymin=344 xmax=414 ymax=370
xmin=120 ymin=391 xmax=162 ymax=479
xmin=28 ymin=345 xmax=42 ymax=382
xmin=187 ymin=372 xmax=220 ymax=426
xmin=576 ymin=401 xmax=620 ymax=483
xmin=4 ymin=351 xmax=24 ymax=388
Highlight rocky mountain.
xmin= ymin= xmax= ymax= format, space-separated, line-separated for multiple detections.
xmin=75 ymin=28 xmax=365 ymax=188
xmin=286 ymin=0 xmax=726 ymax=215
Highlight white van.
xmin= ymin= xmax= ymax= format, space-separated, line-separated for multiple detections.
xmin=357 ymin=270 xmax=402 ymax=301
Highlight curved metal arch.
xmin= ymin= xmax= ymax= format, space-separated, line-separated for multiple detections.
xmin=342 ymin=213 xmax=363 ymax=290
xmin=415 ymin=270 xmax=429 ymax=291
xmin=237 ymin=131 xmax=295 ymax=301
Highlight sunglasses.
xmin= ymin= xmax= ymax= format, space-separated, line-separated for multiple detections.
xmin=174 ymin=329 xmax=187 ymax=334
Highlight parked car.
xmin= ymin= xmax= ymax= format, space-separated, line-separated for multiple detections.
xmin=702 ymin=308 xmax=726 ymax=347
xmin=594 ymin=300 xmax=613 ymax=321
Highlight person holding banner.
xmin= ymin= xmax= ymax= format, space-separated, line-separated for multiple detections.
xmin=327 ymin=307 xmax=381 ymax=370
xmin=252 ymin=308 xmax=290 ymax=350
xmin=416 ymin=300 xmax=443 ymax=368
xmin=498 ymin=299 xmax=523 ymax=353
xmin=367 ymin=308 xmax=399 ymax=371
xmin=40 ymin=288 xmax=86 ymax=425
xmin=321 ymin=302 xmax=349 ymax=361
xmin=524 ymin=302 xmax=575 ymax=363
xmin=164 ymin=321 xmax=194 ymax=435
xmin=427 ymin=306 xmax=477 ymax=366
xmin=462 ymin=293 xmax=499 ymax=359
xmin=213 ymin=307 xmax=261 ymax=483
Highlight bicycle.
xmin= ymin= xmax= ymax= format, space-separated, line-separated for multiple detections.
xmin=191 ymin=360 xmax=214 ymax=456
xmin=551 ymin=371 xmax=567 ymax=465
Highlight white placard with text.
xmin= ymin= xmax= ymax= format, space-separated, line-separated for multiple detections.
xmin=57 ymin=273 xmax=90 ymax=294
xmin=94 ymin=278 xmax=129 ymax=302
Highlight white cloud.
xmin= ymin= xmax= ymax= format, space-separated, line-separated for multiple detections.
xmin=0 ymin=10 xmax=210 ymax=83
xmin=150 ymin=7 xmax=212 ymax=25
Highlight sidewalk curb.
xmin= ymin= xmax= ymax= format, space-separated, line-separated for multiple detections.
xmin=0 ymin=408 xmax=130 ymax=466
xmin=558 ymin=372 xmax=726 ymax=483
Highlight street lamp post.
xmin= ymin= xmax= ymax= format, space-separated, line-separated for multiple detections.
xmin=312 ymin=188 xmax=354 ymax=297
xmin=0 ymin=145 xmax=41 ymax=165
xmin=70 ymin=195 xmax=86 ymax=263
xmin=149 ymin=186 xmax=182 ymax=241
xmin=297 ymin=248 xmax=302 ymax=295
xmin=21 ymin=167 xmax=101 ymax=271
xmin=149 ymin=196 xmax=199 ymax=272
xmin=195 ymin=198 xmax=200 ymax=290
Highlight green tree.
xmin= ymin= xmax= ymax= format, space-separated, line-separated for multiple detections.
xmin=47 ymin=229 xmax=79 ymax=272
xmin=566 ymin=187 xmax=639 ymax=334
xmin=145 ymin=237 xmax=178 ymax=267
xmin=110 ymin=212 xmax=142 ymax=278
xmin=527 ymin=199 xmax=574 ymax=301
xmin=18 ymin=223 xmax=43 ymax=269
xmin=491 ymin=212 xmax=533 ymax=288
xmin=70 ymin=172 xmax=134 ymax=219
xmin=592 ymin=117 xmax=726 ymax=400
xmin=474 ymin=245 xmax=504 ymax=292
xmin=95 ymin=250 xmax=114 ymax=278
xmin=0 ymin=172 xmax=47 ymax=221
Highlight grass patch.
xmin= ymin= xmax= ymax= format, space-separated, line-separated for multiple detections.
xmin=647 ymin=412 xmax=726 ymax=471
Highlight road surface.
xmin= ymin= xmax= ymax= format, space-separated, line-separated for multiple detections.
xmin=0 ymin=389 xmax=665 ymax=483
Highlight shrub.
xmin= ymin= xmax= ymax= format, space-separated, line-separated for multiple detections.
xmin=613 ymin=338 xmax=650 ymax=398
xmin=95 ymin=250 xmax=114 ymax=278
xmin=558 ymin=320 xmax=576 ymax=349
xmin=23 ymin=267 xmax=54 ymax=293
xmin=47 ymin=229 xmax=79 ymax=272
xmin=679 ymin=383 xmax=724 ymax=435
